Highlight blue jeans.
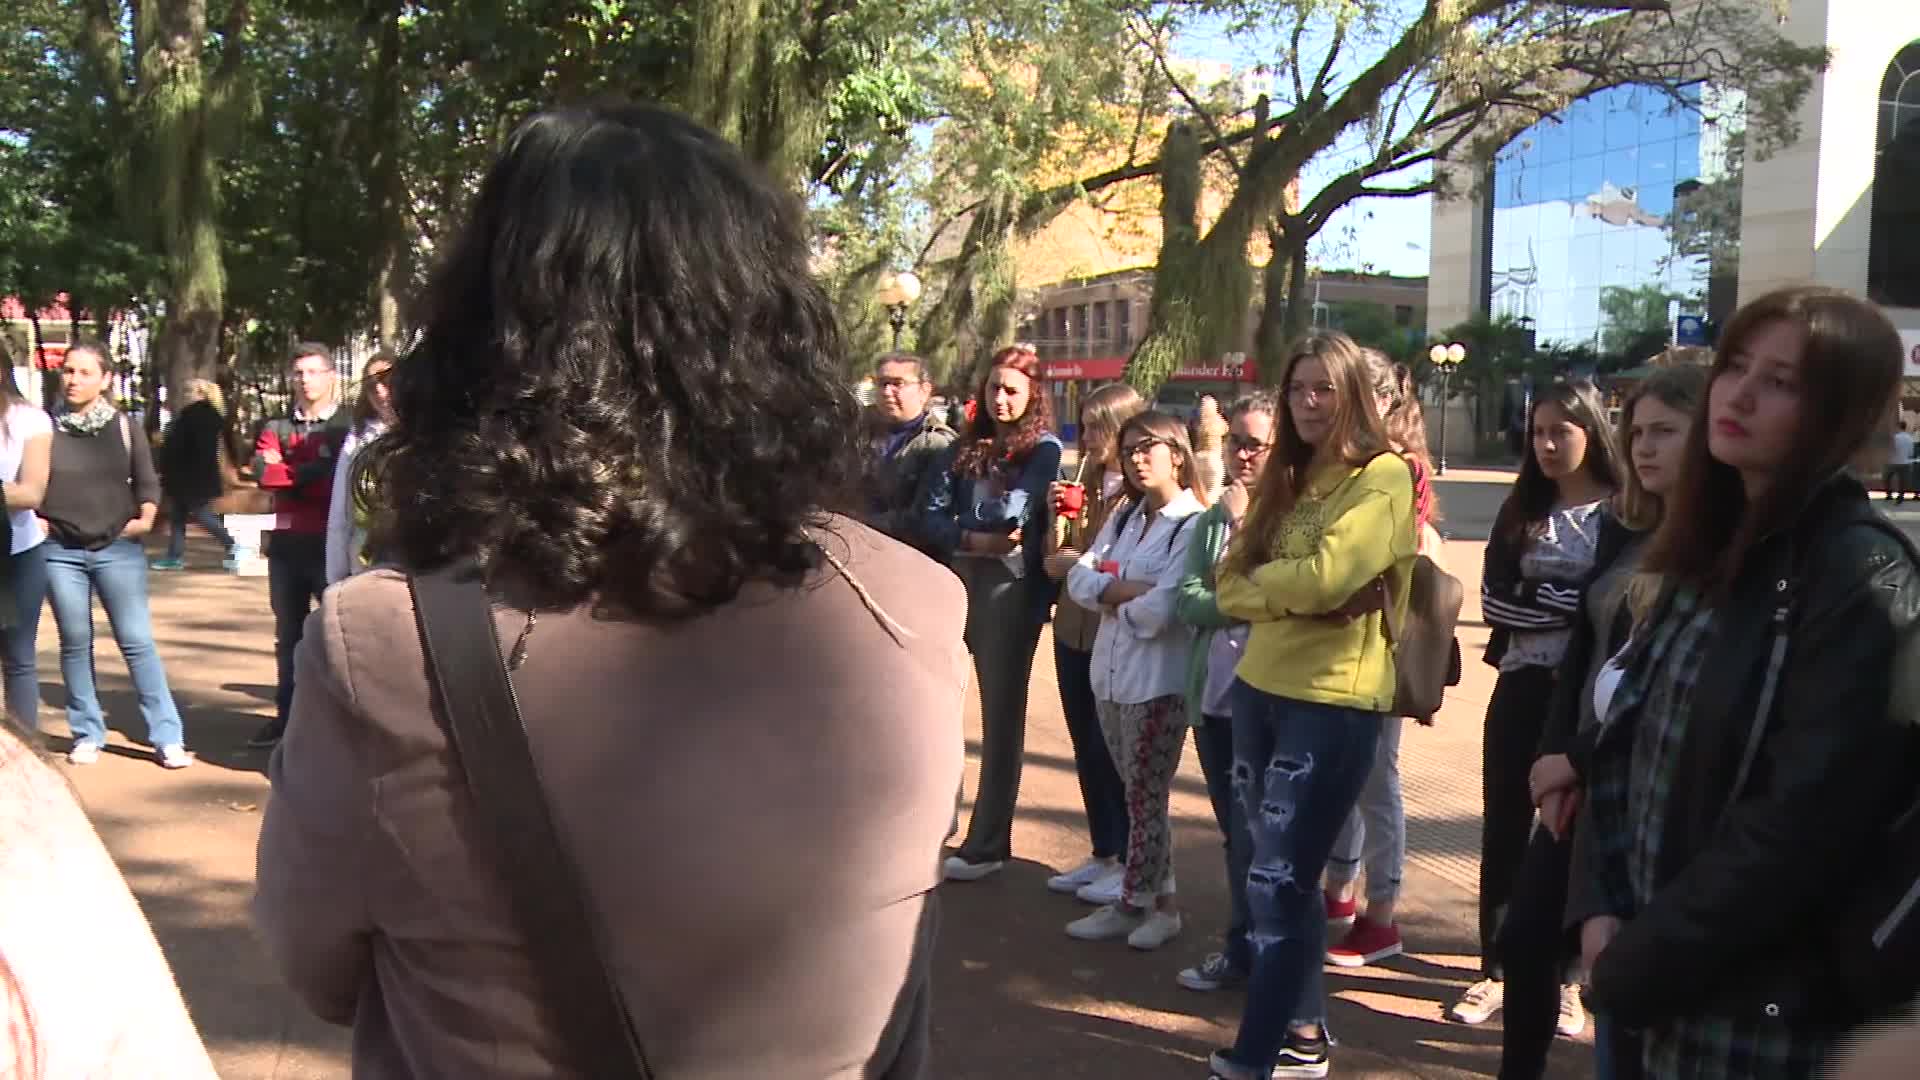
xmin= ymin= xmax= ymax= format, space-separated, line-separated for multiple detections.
xmin=165 ymin=497 xmax=235 ymax=561
xmin=1225 ymin=681 xmax=1383 ymax=1070
xmin=4 ymin=542 xmax=48 ymax=724
xmin=1055 ymin=643 xmax=1128 ymax=860
xmin=44 ymin=539 xmax=183 ymax=748
xmin=1195 ymin=714 xmax=1253 ymax=972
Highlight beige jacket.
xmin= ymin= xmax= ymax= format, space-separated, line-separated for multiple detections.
xmin=253 ymin=518 xmax=968 ymax=1079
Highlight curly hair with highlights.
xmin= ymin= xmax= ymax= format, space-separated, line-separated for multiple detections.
xmin=951 ymin=345 xmax=1055 ymax=476
xmin=358 ymin=103 xmax=864 ymax=618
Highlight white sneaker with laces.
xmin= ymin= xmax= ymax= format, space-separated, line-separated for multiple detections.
xmin=1046 ymin=857 xmax=1115 ymax=894
xmin=1127 ymin=910 xmax=1183 ymax=950
xmin=1066 ymin=904 xmax=1143 ymax=941
xmin=157 ymin=744 xmax=194 ymax=770
xmin=942 ymin=856 xmax=1004 ymax=882
xmin=66 ymin=742 xmax=101 ymax=766
xmin=1449 ymin=978 xmax=1505 ymax=1024
xmin=1075 ymin=866 xmax=1125 ymax=905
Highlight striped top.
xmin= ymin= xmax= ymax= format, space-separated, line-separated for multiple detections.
xmin=1485 ymin=499 xmax=1605 ymax=671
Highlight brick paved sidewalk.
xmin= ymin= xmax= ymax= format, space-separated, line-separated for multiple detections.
xmin=44 ymin=527 xmax=1582 ymax=1078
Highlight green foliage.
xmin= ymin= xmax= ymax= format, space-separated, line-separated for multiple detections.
xmin=1598 ymin=284 xmax=1681 ymax=367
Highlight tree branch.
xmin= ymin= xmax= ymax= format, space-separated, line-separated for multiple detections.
xmin=1124 ymin=8 xmax=1240 ymax=174
xmin=79 ymin=0 xmax=130 ymax=116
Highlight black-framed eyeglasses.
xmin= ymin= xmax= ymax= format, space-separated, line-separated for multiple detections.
xmin=1227 ymin=434 xmax=1273 ymax=456
xmin=1123 ymin=436 xmax=1174 ymax=459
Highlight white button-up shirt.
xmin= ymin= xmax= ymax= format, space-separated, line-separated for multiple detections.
xmin=1066 ymin=488 xmax=1204 ymax=705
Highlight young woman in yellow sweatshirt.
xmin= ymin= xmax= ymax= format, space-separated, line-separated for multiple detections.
xmin=1205 ymin=332 xmax=1418 ymax=1080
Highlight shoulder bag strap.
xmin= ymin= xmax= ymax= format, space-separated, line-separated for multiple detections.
xmin=409 ymin=567 xmax=653 ymax=1079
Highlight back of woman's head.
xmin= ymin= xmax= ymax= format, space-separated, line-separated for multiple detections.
xmin=362 ymin=103 xmax=861 ymax=618
xmin=1078 ymin=382 xmax=1145 ymax=455
xmin=1360 ymin=349 xmax=1434 ymax=471
xmin=1495 ymin=378 xmax=1620 ymax=548
xmin=1646 ymin=286 xmax=1904 ymax=590
xmin=1614 ymin=364 xmax=1710 ymax=530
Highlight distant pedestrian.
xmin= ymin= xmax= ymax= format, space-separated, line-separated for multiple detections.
xmin=153 ymin=378 xmax=236 ymax=571
xmin=248 ymin=342 xmax=349 ymax=749
xmin=1885 ymin=420 xmax=1912 ymax=504
xmin=37 ymin=343 xmax=190 ymax=769
xmin=324 ymin=351 xmax=394 ymax=584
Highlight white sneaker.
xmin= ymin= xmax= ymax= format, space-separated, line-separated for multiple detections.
xmin=1066 ymin=904 xmax=1144 ymax=941
xmin=156 ymin=744 xmax=194 ymax=770
xmin=66 ymin=742 xmax=100 ymax=766
xmin=941 ymin=856 xmax=1004 ymax=882
xmin=1449 ymin=978 xmax=1505 ymax=1024
xmin=1075 ymin=866 xmax=1125 ymax=905
xmin=1046 ymin=857 xmax=1116 ymax=894
xmin=1127 ymin=910 xmax=1184 ymax=950
xmin=1557 ymin=983 xmax=1588 ymax=1036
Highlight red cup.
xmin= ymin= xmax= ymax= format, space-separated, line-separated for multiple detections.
xmin=1054 ymin=482 xmax=1087 ymax=516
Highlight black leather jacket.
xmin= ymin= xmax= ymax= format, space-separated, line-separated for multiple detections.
xmin=1577 ymin=476 xmax=1920 ymax=1028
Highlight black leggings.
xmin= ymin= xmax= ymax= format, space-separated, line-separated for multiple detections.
xmin=1479 ymin=664 xmax=1556 ymax=979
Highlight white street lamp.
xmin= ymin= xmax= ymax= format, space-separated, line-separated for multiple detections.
xmin=875 ymin=271 xmax=924 ymax=350
xmin=1429 ymin=341 xmax=1467 ymax=474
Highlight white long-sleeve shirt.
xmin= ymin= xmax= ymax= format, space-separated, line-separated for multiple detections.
xmin=1066 ymin=488 xmax=1204 ymax=704
xmin=324 ymin=421 xmax=385 ymax=585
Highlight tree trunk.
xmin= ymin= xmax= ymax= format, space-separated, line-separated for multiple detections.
xmin=366 ymin=1 xmax=408 ymax=349
xmin=1254 ymin=232 xmax=1310 ymax=387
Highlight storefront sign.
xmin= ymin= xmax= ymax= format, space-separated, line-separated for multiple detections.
xmin=1042 ymin=356 xmax=1261 ymax=383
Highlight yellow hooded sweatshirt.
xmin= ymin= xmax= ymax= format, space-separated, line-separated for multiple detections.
xmin=1216 ymin=452 xmax=1418 ymax=712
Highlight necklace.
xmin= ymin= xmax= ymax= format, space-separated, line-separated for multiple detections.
xmin=506 ymin=610 xmax=537 ymax=671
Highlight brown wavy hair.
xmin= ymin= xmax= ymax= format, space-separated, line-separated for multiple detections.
xmin=1224 ymin=332 xmax=1391 ymax=574
xmin=1643 ymin=286 xmax=1904 ymax=593
xmin=952 ymin=344 xmax=1056 ymax=476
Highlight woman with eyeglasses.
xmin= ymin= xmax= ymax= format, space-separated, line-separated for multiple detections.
xmin=1060 ymin=410 xmax=1205 ymax=950
xmin=1321 ymin=351 xmax=1443 ymax=971
xmin=1173 ymin=390 xmax=1279 ymax=994
xmin=325 ymin=352 xmax=395 ymax=585
xmin=1206 ymin=332 xmax=1418 ymax=1080
xmin=920 ymin=345 xmax=1063 ymax=882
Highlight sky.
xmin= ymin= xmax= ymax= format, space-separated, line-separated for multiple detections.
xmin=1177 ymin=10 xmax=1435 ymax=279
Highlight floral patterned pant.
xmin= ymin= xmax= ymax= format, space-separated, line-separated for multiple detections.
xmin=1096 ymin=695 xmax=1190 ymax=906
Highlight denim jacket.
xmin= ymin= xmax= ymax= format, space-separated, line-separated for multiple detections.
xmin=918 ymin=434 xmax=1064 ymax=621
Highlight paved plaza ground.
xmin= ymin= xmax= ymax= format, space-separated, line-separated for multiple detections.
xmin=42 ymin=473 xmax=1920 ymax=1078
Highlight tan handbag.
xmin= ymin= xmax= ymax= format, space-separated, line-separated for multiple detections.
xmin=1380 ymin=458 xmax=1465 ymax=723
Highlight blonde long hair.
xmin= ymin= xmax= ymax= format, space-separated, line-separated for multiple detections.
xmin=1224 ymin=332 xmax=1391 ymax=575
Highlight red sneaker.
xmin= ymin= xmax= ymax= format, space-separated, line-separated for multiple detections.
xmin=1323 ymin=891 xmax=1358 ymax=923
xmin=1327 ymin=916 xmax=1404 ymax=968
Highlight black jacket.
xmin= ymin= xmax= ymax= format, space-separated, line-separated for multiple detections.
xmin=1577 ymin=476 xmax=1920 ymax=1028
xmin=1480 ymin=503 xmax=1608 ymax=669
xmin=161 ymin=400 xmax=227 ymax=504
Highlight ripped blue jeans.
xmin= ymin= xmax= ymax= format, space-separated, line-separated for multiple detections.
xmin=1223 ymin=679 xmax=1384 ymax=1072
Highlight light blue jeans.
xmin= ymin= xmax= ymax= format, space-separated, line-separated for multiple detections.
xmin=44 ymin=538 xmax=184 ymax=749
xmin=4 ymin=542 xmax=48 ymax=725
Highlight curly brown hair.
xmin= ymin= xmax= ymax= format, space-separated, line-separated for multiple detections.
xmin=951 ymin=344 xmax=1056 ymax=476
xmin=358 ymin=103 xmax=863 ymax=618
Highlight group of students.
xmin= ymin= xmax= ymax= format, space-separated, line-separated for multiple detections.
xmin=912 ymin=334 xmax=1427 ymax=1078
xmin=908 ymin=284 xmax=1920 ymax=1080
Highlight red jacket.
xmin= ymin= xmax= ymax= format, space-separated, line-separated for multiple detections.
xmin=255 ymin=408 xmax=351 ymax=535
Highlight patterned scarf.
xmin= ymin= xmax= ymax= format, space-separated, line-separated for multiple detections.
xmin=57 ymin=397 xmax=118 ymax=436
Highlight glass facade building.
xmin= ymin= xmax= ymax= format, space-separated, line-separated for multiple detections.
xmin=1485 ymin=83 xmax=1740 ymax=352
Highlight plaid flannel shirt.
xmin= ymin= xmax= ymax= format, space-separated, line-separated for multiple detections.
xmin=1586 ymin=588 xmax=1834 ymax=1078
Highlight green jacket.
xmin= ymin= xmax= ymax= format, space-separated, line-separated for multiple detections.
xmin=1174 ymin=500 xmax=1238 ymax=727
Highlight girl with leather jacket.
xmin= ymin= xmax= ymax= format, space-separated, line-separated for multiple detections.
xmin=1565 ymin=287 xmax=1920 ymax=1078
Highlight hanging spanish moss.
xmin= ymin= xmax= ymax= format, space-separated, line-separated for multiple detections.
xmin=1125 ymin=121 xmax=1253 ymax=397
xmin=916 ymin=188 xmax=1016 ymax=387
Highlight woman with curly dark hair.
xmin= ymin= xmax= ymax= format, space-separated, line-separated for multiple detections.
xmin=921 ymin=343 xmax=1064 ymax=881
xmin=252 ymin=103 xmax=966 ymax=1079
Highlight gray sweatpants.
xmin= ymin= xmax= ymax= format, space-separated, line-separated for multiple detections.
xmin=1324 ymin=716 xmax=1405 ymax=911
